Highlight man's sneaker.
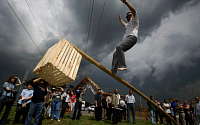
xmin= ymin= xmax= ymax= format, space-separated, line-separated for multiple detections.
xmin=58 ymin=119 xmax=60 ymax=122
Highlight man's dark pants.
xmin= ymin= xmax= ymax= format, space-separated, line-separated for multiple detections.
xmin=60 ymin=101 xmax=68 ymax=118
xmin=106 ymin=104 xmax=112 ymax=120
xmin=72 ymin=101 xmax=82 ymax=120
xmin=95 ymin=106 xmax=102 ymax=121
xmin=155 ymin=109 xmax=163 ymax=123
xmin=111 ymin=35 xmax=137 ymax=73
xmin=112 ymin=108 xmax=118 ymax=124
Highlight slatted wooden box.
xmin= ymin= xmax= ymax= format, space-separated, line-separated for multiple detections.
xmin=33 ymin=39 xmax=82 ymax=86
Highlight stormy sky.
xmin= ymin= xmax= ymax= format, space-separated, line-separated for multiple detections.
xmin=1 ymin=0 xmax=200 ymax=105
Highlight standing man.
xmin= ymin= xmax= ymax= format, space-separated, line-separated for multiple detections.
xmin=95 ymin=89 xmax=102 ymax=121
xmin=106 ymin=92 xmax=112 ymax=120
xmin=25 ymin=78 xmax=47 ymax=125
xmin=194 ymin=97 xmax=200 ymax=125
xmin=112 ymin=89 xmax=119 ymax=124
xmin=72 ymin=87 xmax=85 ymax=120
xmin=125 ymin=89 xmax=136 ymax=124
xmin=147 ymin=95 xmax=156 ymax=124
xmin=111 ymin=0 xmax=139 ymax=75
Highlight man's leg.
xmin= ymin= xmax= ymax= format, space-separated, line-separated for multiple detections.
xmin=150 ymin=111 xmax=154 ymax=124
xmin=25 ymin=102 xmax=37 ymax=125
xmin=111 ymin=51 xmax=118 ymax=74
xmin=158 ymin=110 xmax=163 ymax=124
xmin=132 ymin=104 xmax=136 ymax=124
xmin=32 ymin=102 xmax=44 ymax=125
xmin=180 ymin=113 xmax=186 ymax=125
xmin=123 ymin=106 xmax=126 ymax=120
xmin=76 ymin=102 xmax=82 ymax=119
xmin=112 ymin=108 xmax=117 ymax=124
xmin=127 ymin=104 xmax=131 ymax=123
xmin=116 ymin=35 xmax=137 ymax=70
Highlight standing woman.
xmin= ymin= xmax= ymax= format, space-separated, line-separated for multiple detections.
xmin=70 ymin=91 xmax=76 ymax=119
xmin=0 ymin=76 xmax=22 ymax=125
xmin=60 ymin=89 xmax=71 ymax=118
xmin=50 ymin=87 xmax=64 ymax=122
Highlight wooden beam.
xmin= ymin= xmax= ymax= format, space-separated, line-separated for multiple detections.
xmin=66 ymin=39 xmax=178 ymax=125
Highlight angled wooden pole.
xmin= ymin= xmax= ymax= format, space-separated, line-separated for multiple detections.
xmin=68 ymin=39 xmax=177 ymax=125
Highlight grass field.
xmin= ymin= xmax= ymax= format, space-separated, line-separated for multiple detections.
xmin=0 ymin=106 xmax=164 ymax=125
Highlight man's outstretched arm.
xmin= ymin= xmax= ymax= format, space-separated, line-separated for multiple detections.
xmin=119 ymin=15 xmax=126 ymax=26
xmin=121 ymin=0 xmax=136 ymax=17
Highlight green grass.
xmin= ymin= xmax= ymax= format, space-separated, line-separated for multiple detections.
xmin=0 ymin=107 xmax=158 ymax=125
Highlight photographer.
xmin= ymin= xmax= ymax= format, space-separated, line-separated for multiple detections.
xmin=72 ymin=87 xmax=85 ymax=120
xmin=0 ymin=76 xmax=22 ymax=125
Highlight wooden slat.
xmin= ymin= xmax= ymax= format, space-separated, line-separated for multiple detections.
xmin=54 ymin=41 xmax=69 ymax=67
xmin=50 ymin=39 xmax=66 ymax=65
xmin=33 ymin=47 xmax=51 ymax=72
xmin=36 ymin=64 xmax=53 ymax=76
xmin=60 ymin=46 xmax=73 ymax=72
xmin=69 ymin=52 xmax=79 ymax=78
xmin=42 ymin=42 xmax=61 ymax=69
xmin=65 ymin=50 xmax=78 ymax=75
xmin=72 ymin=54 xmax=82 ymax=80
xmin=63 ymin=48 xmax=75 ymax=74
xmin=57 ymin=43 xmax=70 ymax=69
xmin=58 ymin=80 xmax=74 ymax=86
xmin=52 ymin=77 xmax=72 ymax=86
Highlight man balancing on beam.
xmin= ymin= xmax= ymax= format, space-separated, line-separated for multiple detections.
xmin=111 ymin=0 xmax=139 ymax=75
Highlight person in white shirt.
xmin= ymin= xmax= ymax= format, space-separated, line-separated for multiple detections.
xmin=125 ymin=89 xmax=136 ymax=124
xmin=60 ymin=89 xmax=71 ymax=118
xmin=111 ymin=0 xmax=139 ymax=75
xmin=120 ymin=97 xmax=126 ymax=120
xmin=194 ymin=97 xmax=200 ymax=125
xmin=163 ymin=99 xmax=172 ymax=125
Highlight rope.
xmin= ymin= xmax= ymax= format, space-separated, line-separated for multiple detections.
xmin=24 ymin=0 xmax=49 ymax=48
xmin=6 ymin=0 xmax=43 ymax=56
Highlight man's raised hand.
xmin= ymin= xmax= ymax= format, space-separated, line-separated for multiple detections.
xmin=121 ymin=0 xmax=127 ymax=4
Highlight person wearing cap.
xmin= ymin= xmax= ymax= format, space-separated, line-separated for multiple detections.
xmin=147 ymin=95 xmax=156 ymax=124
xmin=95 ymin=89 xmax=102 ymax=121
xmin=125 ymin=89 xmax=136 ymax=124
xmin=25 ymin=78 xmax=47 ymax=125
xmin=110 ymin=0 xmax=139 ymax=75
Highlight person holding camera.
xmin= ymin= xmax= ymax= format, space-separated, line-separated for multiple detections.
xmin=0 ymin=76 xmax=22 ymax=125
xmin=72 ymin=87 xmax=85 ymax=120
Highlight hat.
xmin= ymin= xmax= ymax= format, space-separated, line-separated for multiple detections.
xmin=52 ymin=87 xmax=56 ymax=90
xmin=150 ymin=95 xmax=153 ymax=97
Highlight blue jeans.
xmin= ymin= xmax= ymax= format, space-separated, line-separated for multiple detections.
xmin=150 ymin=110 xmax=156 ymax=124
xmin=25 ymin=102 xmax=44 ymax=125
xmin=0 ymin=96 xmax=12 ymax=125
xmin=51 ymin=100 xmax=61 ymax=119
xmin=127 ymin=103 xmax=136 ymax=124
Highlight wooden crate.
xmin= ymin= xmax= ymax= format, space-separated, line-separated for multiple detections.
xmin=33 ymin=39 xmax=82 ymax=86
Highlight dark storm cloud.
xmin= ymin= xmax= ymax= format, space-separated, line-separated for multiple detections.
xmin=1 ymin=0 xmax=200 ymax=106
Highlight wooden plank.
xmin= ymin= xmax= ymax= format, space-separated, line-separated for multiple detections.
xmin=33 ymin=47 xmax=51 ymax=72
xmin=65 ymin=50 xmax=78 ymax=76
xmin=49 ymin=73 xmax=66 ymax=83
xmin=42 ymin=69 xmax=60 ymax=80
xmin=60 ymin=46 xmax=73 ymax=72
xmin=50 ymin=39 xmax=66 ymax=65
xmin=69 ymin=52 xmax=79 ymax=78
xmin=54 ymin=41 xmax=69 ymax=67
xmin=36 ymin=64 xmax=53 ymax=76
xmin=63 ymin=48 xmax=75 ymax=75
xmin=72 ymin=54 xmax=82 ymax=80
xmin=58 ymin=80 xmax=74 ymax=86
xmin=52 ymin=77 xmax=72 ymax=86
xmin=46 ymin=71 xmax=64 ymax=82
xmin=43 ymin=41 xmax=62 ymax=67
xmin=57 ymin=43 xmax=70 ymax=69
xmin=68 ymin=40 xmax=178 ymax=125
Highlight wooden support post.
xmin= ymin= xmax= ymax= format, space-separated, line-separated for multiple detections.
xmin=68 ymin=39 xmax=178 ymax=125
